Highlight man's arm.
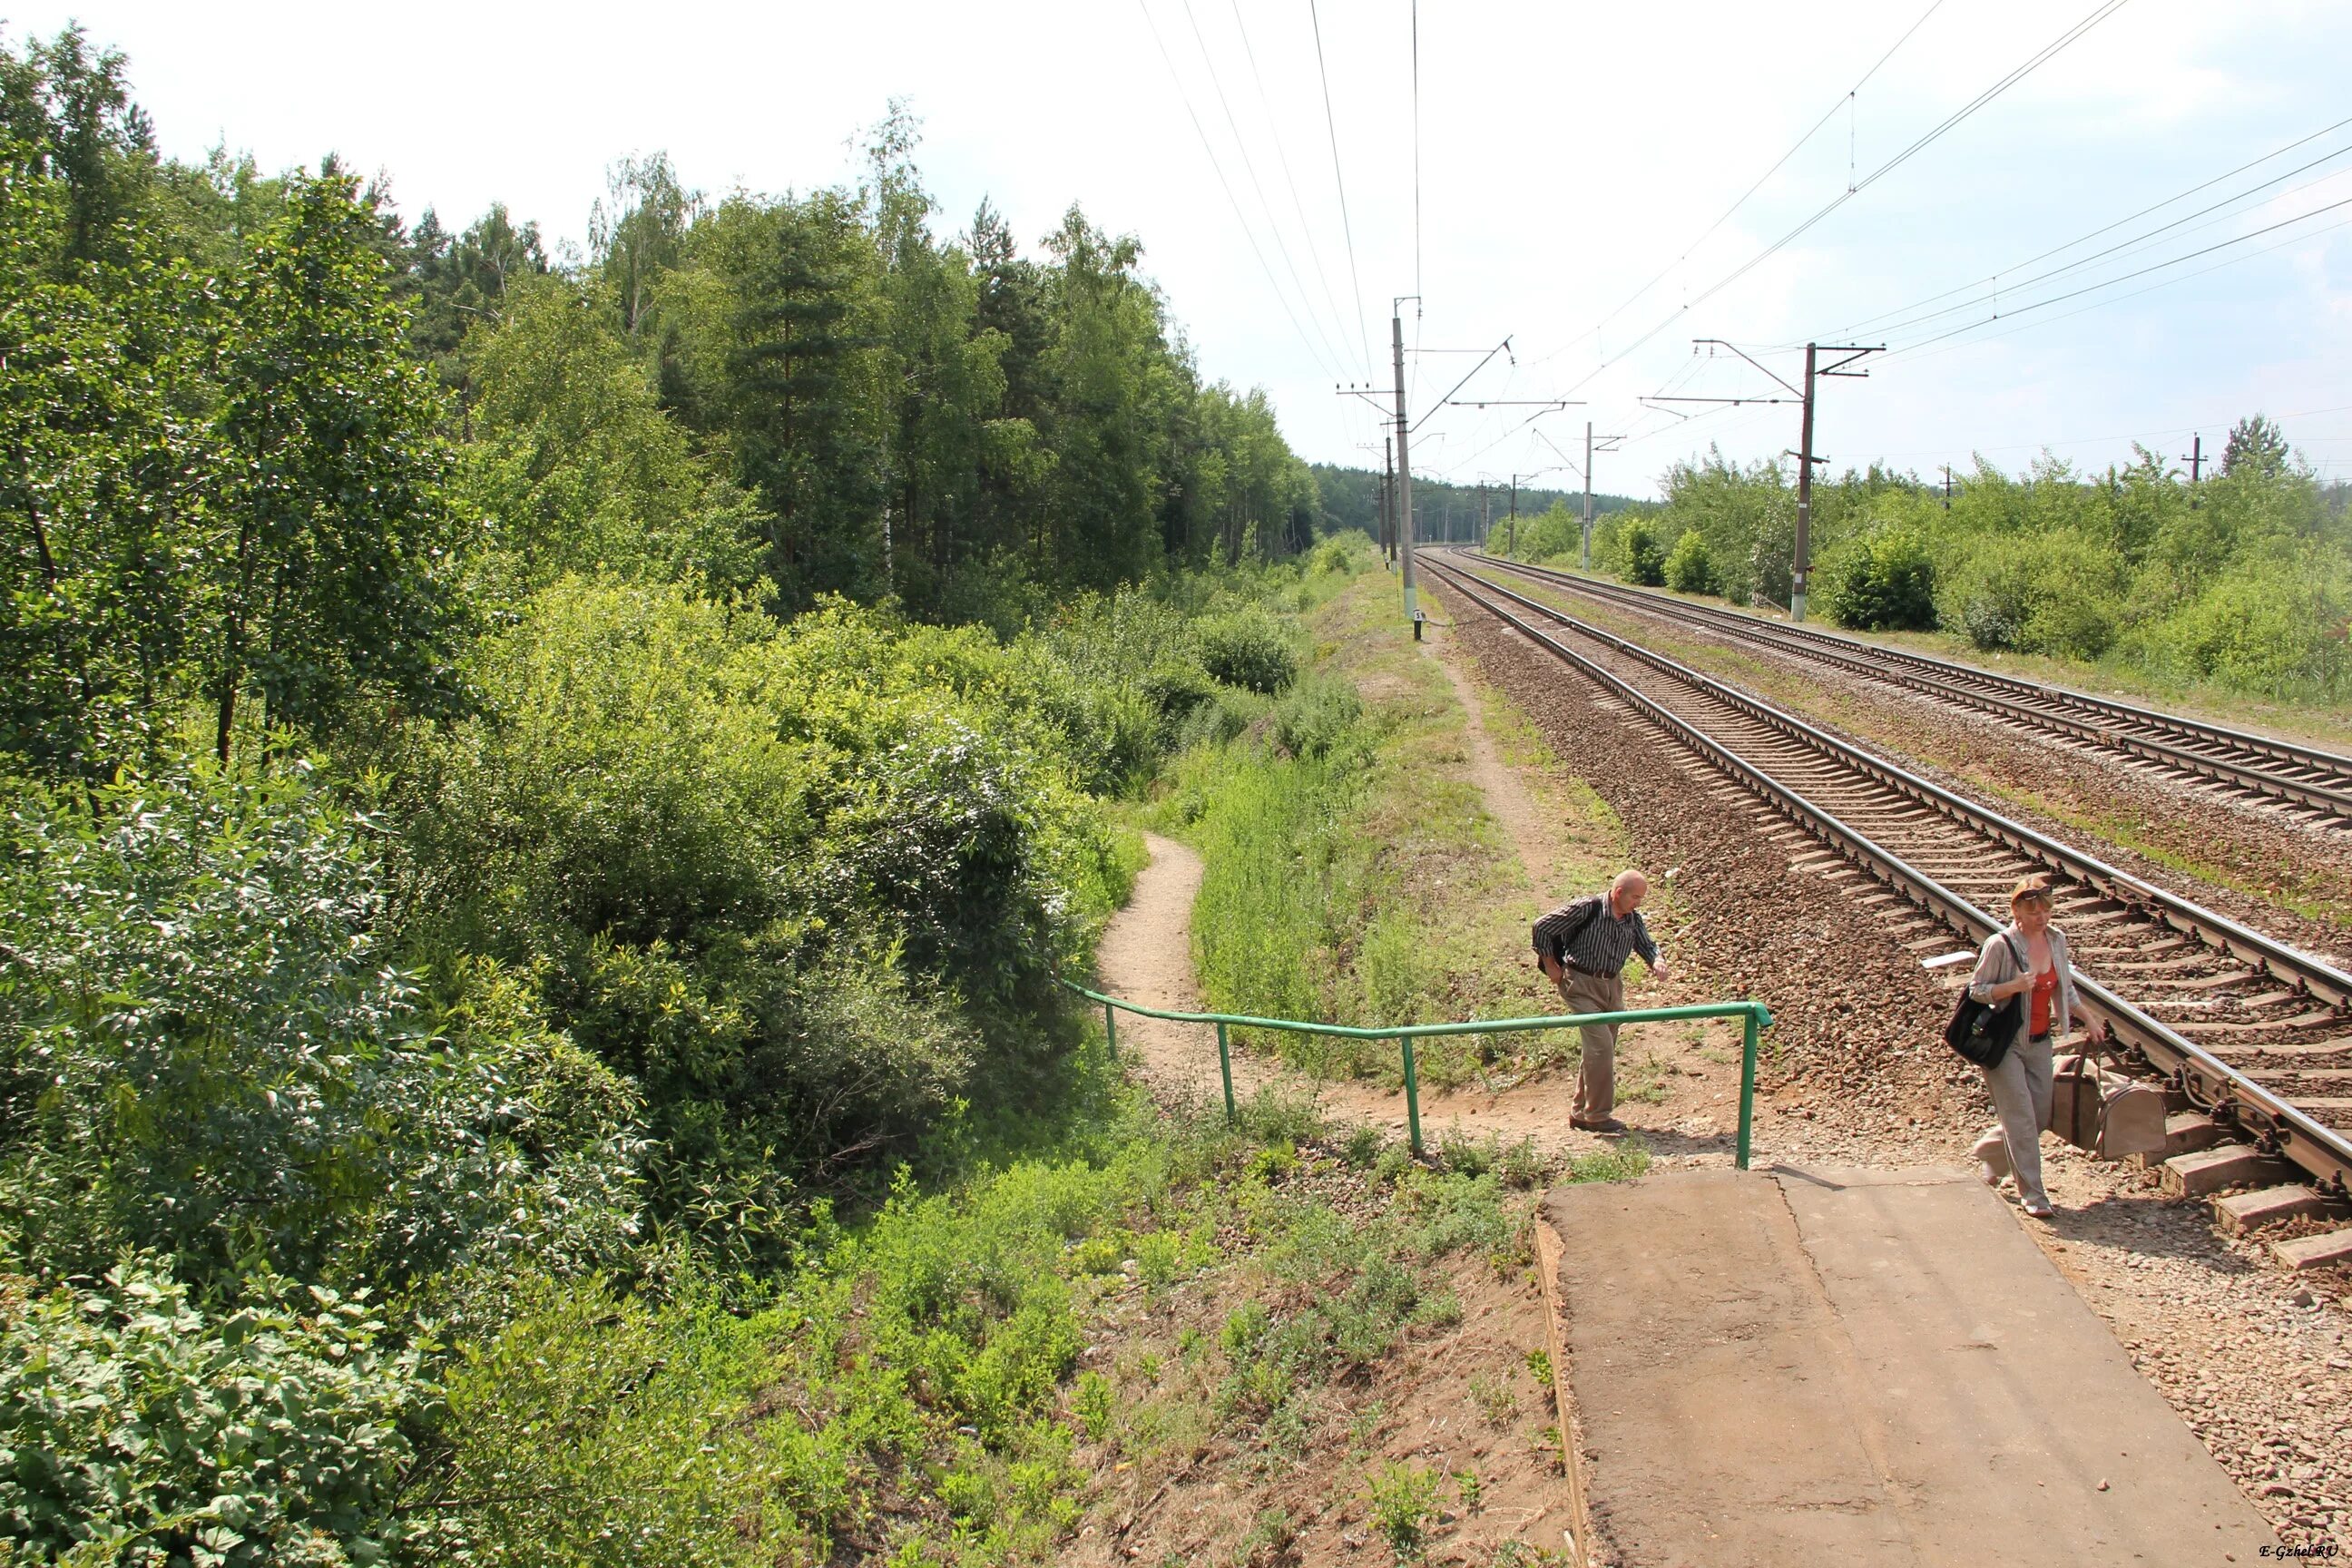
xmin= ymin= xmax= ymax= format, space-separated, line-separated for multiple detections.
xmin=1635 ymin=915 xmax=1670 ymax=982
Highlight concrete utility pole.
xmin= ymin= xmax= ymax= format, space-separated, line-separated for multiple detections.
xmin=1791 ymin=340 xmax=1885 ymax=621
xmin=1583 ymin=422 xmax=1595 ymax=570
xmin=1671 ymin=338 xmax=1878 ymax=622
xmin=1573 ymin=426 xmax=1625 ymax=569
xmin=1794 ymin=344 xmax=1820 ymax=622
xmin=2181 ymin=434 xmax=2205 ymax=484
xmin=1942 ymin=465 xmax=1954 ymax=510
xmin=1392 ymin=308 xmax=1419 ymax=632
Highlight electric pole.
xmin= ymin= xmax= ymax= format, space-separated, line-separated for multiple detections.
xmin=1383 ymin=437 xmax=1396 ymax=565
xmin=1664 ymin=338 xmax=1880 ymax=621
xmin=1573 ymin=425 xmax=1624 ymax=569
xmin=1583 ymin=422 xmax=1595 ymax=570
xmin=1392 ymin=308 xmax=1419 ymax=632
xmin=2181 ymin=434 xmax=2205 ymax=484
xmin=1794 ymin=344 xmax=1821 ymax=622
xmin=1480 ymin=482 xmax=1489 ymax=547
xmin=1942 ymin=464 xmax=1953 ymax=510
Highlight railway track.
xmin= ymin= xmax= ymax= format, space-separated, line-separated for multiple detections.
xmin=1458 ymin=548 xmax=2352 ymax=830
xmin=1423 ymin=554 xmax=2352 ymax=1264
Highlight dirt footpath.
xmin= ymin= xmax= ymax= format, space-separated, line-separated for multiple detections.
xmin=1098 ymin=827 xmax=1748 ymax=1161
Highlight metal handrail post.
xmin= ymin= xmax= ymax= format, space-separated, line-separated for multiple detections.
xmin=1216 ymin=1021 xmax=1236 ymax=1122
xmin=1738 ymin=1006 xmax=1761 ymax=1171
xmin=1400 ymin=1034 xmax=1424 ymax=1155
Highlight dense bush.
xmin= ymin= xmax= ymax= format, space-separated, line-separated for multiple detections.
xmin=0 ymin=767 xmax=642 ymax=1294
xmin=2125 ymin=554 xmax=2351 ymax=695
xmin=384 ymin=580 xmax=1132 ymax=1261
xmin=1662 ymin=529 xmax=1716 ymax=594
xmin=1821 ymin=525 xmax=1937 ymax=631
xmin=1616 ymin=519 xmax=1667 ymax=586
xmin=1937 ymin=528 xmax=2125 ymax=659
xmin=0 ymin=1261 xmax=434 ymax=1568
xmin=1196 ymin=606 xmax=1300 ymax=693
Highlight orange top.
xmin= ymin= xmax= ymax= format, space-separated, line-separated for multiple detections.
xmin=2029 ymin=965 xmax=2058 ymax=1038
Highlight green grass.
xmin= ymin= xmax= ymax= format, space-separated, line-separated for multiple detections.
xmin=430 ymin=1077 xmax=1605 ymax=1568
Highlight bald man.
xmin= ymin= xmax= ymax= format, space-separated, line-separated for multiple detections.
xmin=1532 ymin=869 xmax=1671 ymax=1134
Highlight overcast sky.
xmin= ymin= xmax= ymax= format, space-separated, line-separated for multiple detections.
xmin=18 ymin=0 xmax=2352 ymax=496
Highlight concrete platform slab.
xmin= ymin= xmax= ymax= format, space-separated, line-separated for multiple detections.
xmin=1543 ymin=1165 xmax=2273 ymax=1567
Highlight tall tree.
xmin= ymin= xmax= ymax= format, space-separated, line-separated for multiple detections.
xmin=2221 ymin=413 xmax=2289 ymax=481
xmin=208 ymin=169 xmax=466 ymax=759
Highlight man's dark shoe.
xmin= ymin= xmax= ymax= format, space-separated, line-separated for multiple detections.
xmin=1571 ymin=1116 xmax=1628 ymax=1134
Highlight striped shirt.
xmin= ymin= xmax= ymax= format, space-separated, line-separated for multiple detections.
xmin=1533 ymin=895 xmax=1660 ymax=977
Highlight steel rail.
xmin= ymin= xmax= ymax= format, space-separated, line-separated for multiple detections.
xmin=1464 ymin=549 xmax=2352 ymax=818
xmin=1471 ymin=552 xmax=2352 ymax=820
xmin=1426 ymin=557 xmax=2352 ymax=1194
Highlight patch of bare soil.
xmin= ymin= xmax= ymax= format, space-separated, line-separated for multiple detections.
xmin=1062 ymin=1162 xmax=1572 ymax=1567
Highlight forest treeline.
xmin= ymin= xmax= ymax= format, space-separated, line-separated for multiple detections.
xmin=0 ymin=26 xmax=1380 ymax=1564
xmin=1500 ymin=426 xmax=2352 ymax=700
xmin=1309 ymin=461 xmax=1634 ymax=547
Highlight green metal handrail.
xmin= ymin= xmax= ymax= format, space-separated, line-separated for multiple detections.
xmin=1059 ymin=978 xmax=1774 ymax=1168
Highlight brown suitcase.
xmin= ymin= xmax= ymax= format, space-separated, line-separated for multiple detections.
xmin=2051 ymin=1052 xmax=2166 ymax=1160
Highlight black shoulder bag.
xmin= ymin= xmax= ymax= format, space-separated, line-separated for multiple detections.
xmin=1943 ymin=933 xmax=2026 ymax=1069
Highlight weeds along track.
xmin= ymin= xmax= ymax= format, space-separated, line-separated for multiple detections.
xmin=1461 ymin=549 xmax=2352 ymax=832
xmin=1423 ymin=554 xmax=2352 ymax=1204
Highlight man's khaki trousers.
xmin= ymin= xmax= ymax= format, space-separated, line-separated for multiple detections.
xmin=1558 ymin=966 xmax=1624 ymax=1119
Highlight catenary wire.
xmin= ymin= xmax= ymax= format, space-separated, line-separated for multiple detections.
xmin=1551 ymin=0 xmax=2134 ymax=399
xmin=1308 ymin=0 xmax=1376 ymax=380
xmin=1227 ymin=0 xmax=1366 ymax=379
xmin=1575 ymin=0 xmax=1947 ymax=351
xmin=1135 ymin=0 xmax=1349 ymax=385
xmin=1178 ymin=0 xmax=1357 ymax=377
xmin=1806 ymin=110 xmax=2352 ymax=344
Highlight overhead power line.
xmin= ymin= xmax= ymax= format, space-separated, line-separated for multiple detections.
xmin=1177 ymin=0 xmax=1356 ymax=377
xmin=1810 ymin=122 xmax=2352 ymax=345
xmin=1308 ymin=0 xmax=1375 ymax=380
xmin=1880 ymin=191 xmax=2352 ymax=360
xmin=1578 ymin=0 xmax=1947 ymax=350
xmin=1227 ymin=0 xmax=1364 ymax=379
xmin=1875 ymin=200 xmax=2352 ymax=369
xmin=1555 ymin=0 xmax=2135 ymax=398
xmin=1134 ymin=0 xmax=1347 ymax=385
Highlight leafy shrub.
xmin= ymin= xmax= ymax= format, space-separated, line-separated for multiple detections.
xmin=1821 ymin=525 xmax=1937 ymax=631
xmin=1269 ymin=674 xmax=1366 ymax=761
xmin=1616 ymin=519 xmax=1667 ymax=586
xmin=1662 ymin=529 xmax=1716 ymax=594
xmin=1142 ymin=657 xmax=1218 ymax=732
xmin=0 ymin=766 xmax=640 ymax=1292
xmin=387 ymin=583 xmax=1130 ymax=1255
xmin=0 ymin=1260 xmax=433 ymax=1568
xmin=2126 ymin=557 xmax=2351 ymax=698
xmin=1937 ymin=531 xmax=2124 ymax=660
xmin=1196 ymin=607 xmax=1299 ymax=693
